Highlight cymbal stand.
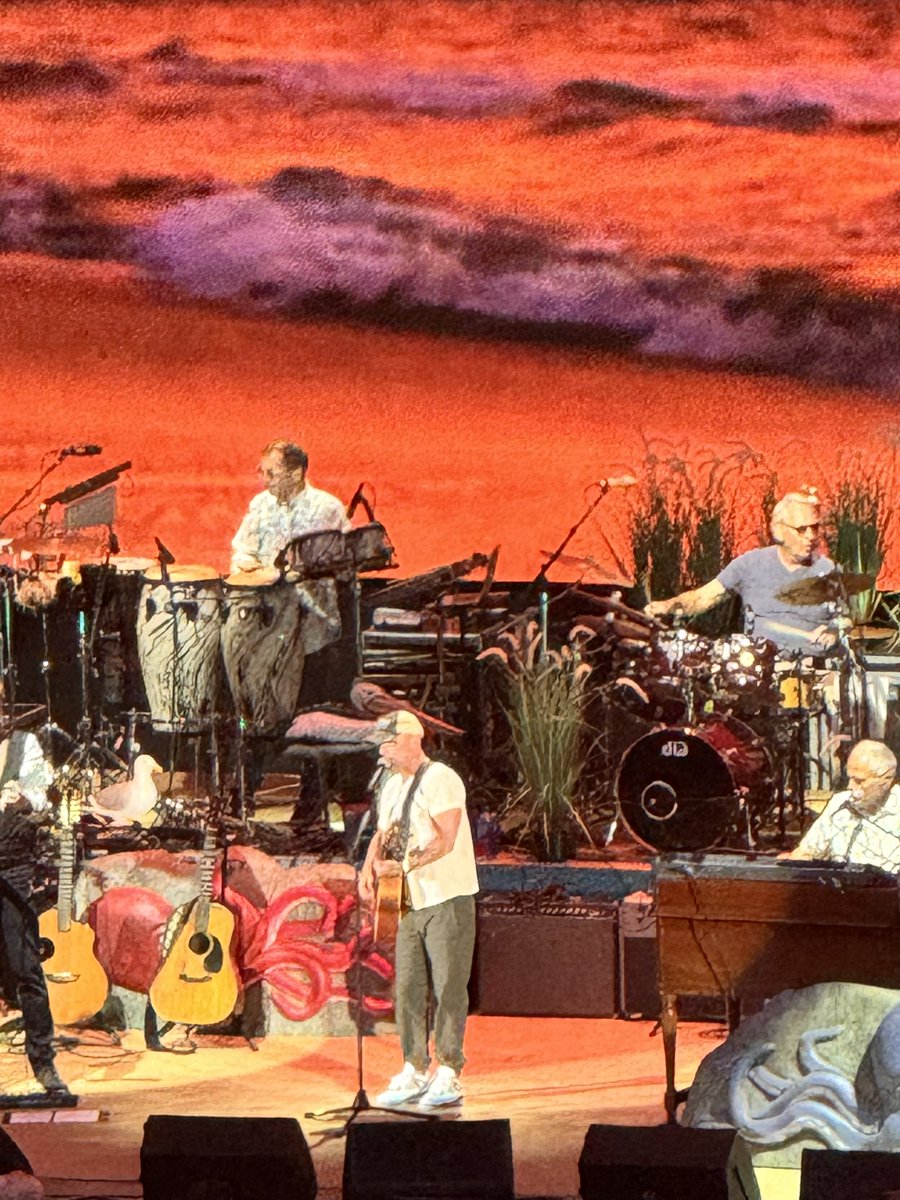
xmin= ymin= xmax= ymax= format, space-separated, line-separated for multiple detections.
xmin=37 ymin=607 xmax=77 ymax=759
xmin=64 ymin=605 xmax=127 ymax=776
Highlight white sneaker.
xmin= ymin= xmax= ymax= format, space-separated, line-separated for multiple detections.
xmin=375 ymin=1062 xmax=429 ymax=1107
xmin=418 ymin=1065 xmax=463 ymax=1107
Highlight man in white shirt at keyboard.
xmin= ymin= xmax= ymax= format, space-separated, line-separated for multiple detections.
xmin=788 ymin=740 xmax=900 ymax=872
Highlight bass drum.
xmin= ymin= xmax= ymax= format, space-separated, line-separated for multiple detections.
xmin=615 ymin=716 xmax=773 ymax=852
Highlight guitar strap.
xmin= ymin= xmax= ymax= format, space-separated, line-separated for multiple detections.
xmin=395 ymin=760 xmax=434 ymax=864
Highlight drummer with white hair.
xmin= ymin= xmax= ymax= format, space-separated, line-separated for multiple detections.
xmin=787 ymin=740 xmax=900 ymax=870
xmin=646 ymin=487 xmax=843 ymax=657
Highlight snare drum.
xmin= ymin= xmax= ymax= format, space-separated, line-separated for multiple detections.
xmin=136 ymin=566 xmax=222 ymax=731
xmin=221 ymin=572 xmax=306 ymax=734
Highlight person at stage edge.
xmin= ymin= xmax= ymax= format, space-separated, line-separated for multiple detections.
xmin=785 ymin=740 xmax=900 ymax=872
xmin=230 ymin=439 xmax=350 ymax=574
xmin=359 ymin=710 xmax=479 ymax=1108
xmin=0 ymin=729 xmax=76 ymax=1107
xmin=645 ymin=488 xmax=844 ymax=657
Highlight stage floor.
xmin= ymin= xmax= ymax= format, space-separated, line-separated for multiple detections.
xmin=0 ymin=1015 xmax=800 ymax=1200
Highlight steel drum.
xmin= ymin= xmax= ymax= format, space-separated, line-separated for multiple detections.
xmin=346 ymin=523 xmax=396 ymax=573
xmin=283 ymin=529 xmax=351 ymax=579
xmin=615 ymin=716 xmax=773 ymax=852
xmin=220 ymin=571 xmax=305 ymax=734
xmin=136 ymin=565 xmax=222 ymax=731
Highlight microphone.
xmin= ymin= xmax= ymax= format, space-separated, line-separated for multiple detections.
xmin=60 ymin=444 xmax=102 ymax=458
xmin=599 ymin=475 xmax=637 ymax=490
xmin=154 ymin=537 xmax=176 ymax=565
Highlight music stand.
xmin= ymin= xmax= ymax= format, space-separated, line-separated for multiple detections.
xmin=304 ymin=879 xmax=437 ymax=1144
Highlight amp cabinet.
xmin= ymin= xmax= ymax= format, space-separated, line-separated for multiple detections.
xmin=469 ymin=891 xmax=617 ymax=1017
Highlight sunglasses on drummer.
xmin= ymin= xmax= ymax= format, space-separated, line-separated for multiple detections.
xmin=784 ymin=523 xmax=821 ymax=535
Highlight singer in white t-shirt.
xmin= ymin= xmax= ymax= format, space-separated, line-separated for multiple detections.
xmin=358 ymin=710 xmax=478 ymax=1109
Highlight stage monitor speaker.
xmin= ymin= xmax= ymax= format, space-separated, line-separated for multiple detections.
xmin=579 ymin=1124 xmax=740 ymax=1200
xmin=800 ymin=1147 xmax=900 ymax=1199
xmin=343 ymin=1118 xmax=514 ymax=1200
xmin=0 ymin=1126 xmax=31 ymax=1177
xmin=141 ymin=1114 xmax=317 ymax=1200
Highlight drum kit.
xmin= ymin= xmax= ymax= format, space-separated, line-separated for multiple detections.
xmin=0 ymin=523 xmax=396 ymax=789
xmin=598 ymin=569 xmax=877 ymax=855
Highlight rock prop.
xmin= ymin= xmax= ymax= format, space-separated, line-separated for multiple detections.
xmin=683 ymin=982 xmax=900 ymax=1167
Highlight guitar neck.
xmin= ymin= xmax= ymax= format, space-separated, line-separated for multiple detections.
xmin=194 ymin=826 xmax=217 ymax=934
xmin=57 ymin=828 xmax=74 ymax=932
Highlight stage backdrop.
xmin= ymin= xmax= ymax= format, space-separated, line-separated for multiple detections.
xmin=1 ymin=0 xmax=898 ymax=584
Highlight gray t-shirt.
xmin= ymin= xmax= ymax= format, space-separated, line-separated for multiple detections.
xmin=717 ymin=546 xmax=837 ymax=656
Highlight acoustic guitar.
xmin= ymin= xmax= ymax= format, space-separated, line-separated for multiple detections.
xmin=149 ymin=823 xmax=239 ymax=1027
xmin=373 ymin=872 xmax=404 ymax=948
xmin=38 ymin=776 xmax=110 ymax=1026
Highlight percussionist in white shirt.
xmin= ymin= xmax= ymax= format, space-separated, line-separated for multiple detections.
xmin=231 ymin=439 xmax=350 ymax=658
xmin=231 ymin=440 xmax=350 ymax=575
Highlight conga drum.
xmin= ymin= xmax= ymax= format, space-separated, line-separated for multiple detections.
xmin=221 ymin=570 xmax=306 ymax=734
xmin=136 ymin=565 xmax=222 ymax=731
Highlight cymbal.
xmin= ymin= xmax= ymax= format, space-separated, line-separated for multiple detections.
xmin=143 ymin=564 xmax=220 ymax=583
xmin=107 ymin=555 xmax=156 ymax=573
xmin=854 ymin=625 xmax=896 ymax=641
xmin=777 ymin=570 xmax=876 ymax=606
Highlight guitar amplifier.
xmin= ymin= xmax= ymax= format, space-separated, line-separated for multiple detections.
xmin=469 ymin=891 xmax=617 ymax=1017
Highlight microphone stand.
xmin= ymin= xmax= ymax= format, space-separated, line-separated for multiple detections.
xmin=0 ymin=448 xmax=67 ymax=531
xmin=533 ymin=479 xmax=613 ymax=591
xmin=304 ymin=892 xmax=437 ymax=1145
xmin=305 ymin=764 xmax=436 ymax=1142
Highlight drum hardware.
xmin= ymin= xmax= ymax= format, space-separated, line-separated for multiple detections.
xmin=0 ymin=570 xmax=16 ymax=718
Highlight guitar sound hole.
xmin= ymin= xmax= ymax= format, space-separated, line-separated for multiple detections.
xmin=38 ymin=938 xmax=54 ymax=963
xmin=188 ymin=933 xmax=212 ymax=957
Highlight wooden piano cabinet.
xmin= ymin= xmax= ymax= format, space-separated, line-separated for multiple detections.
xmin=655 ymin=857 xmax=900 ymax=1121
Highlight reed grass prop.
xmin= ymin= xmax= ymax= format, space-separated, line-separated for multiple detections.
xmin=478 ymin=622 xmax=595 ymax=860
xmin=826 ymin=452 xmax=893 ymax=629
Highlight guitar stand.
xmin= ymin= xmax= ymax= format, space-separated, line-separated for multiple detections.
xmin=304 ymin=899 xmax=437 ymax=1144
